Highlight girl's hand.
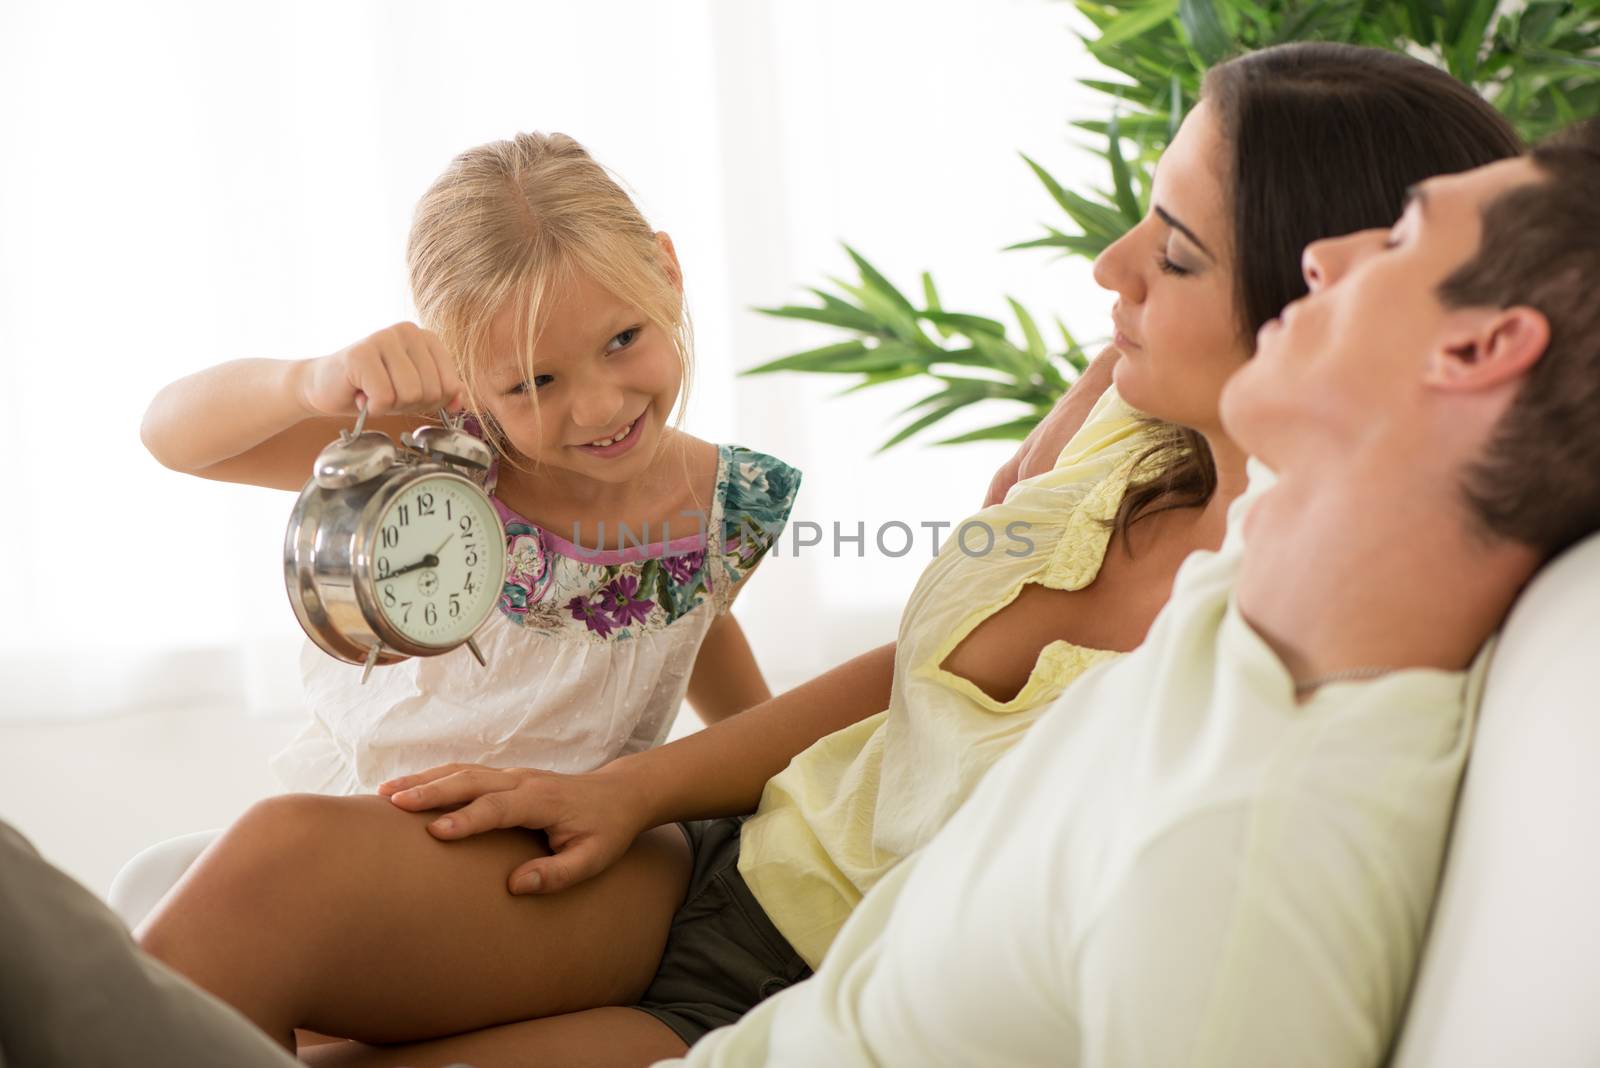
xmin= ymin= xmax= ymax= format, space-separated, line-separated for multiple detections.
xmin=378 ymin=763 xmax=650 ymax=896
xmin=983 ymin=345 xmax=1120 ymax=508
xmin=297 ymin=322 xmax=466 ymax=419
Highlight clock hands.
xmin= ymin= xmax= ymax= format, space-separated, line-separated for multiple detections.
xmin=384 ymin=555 xmax=437 ymax=580
xmin=382 ymin=533 xmax=456 ymax=581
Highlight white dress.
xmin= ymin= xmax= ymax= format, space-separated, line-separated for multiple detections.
xmin=107 ymin=442 xmax=800 ymax=927
xmin=275 ymin=441 xmax=800 ymax=794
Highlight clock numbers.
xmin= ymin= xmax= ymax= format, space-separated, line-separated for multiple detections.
xmin=373 ymin=476 xmax=499 ymax=646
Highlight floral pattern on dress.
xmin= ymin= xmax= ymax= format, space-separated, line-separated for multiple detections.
xmin=498 ymin=527 xmax=555 ymax=618
xmin=715 ymin=449 xmax=802 ymax=595
xmin=488 ymin=445 xmax=800 ymax=644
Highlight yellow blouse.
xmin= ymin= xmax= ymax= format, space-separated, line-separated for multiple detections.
xmin=738 ymin=387 xmax=1155 ymax=968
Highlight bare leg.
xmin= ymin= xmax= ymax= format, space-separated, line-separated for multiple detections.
xmin=138 ymin=794 xmax=691 ymax=1052
xmin=298 ymin=1007 xmax=687 ymax=1068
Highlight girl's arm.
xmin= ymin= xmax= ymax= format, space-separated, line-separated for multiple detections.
xmin=625 ymin=639 xmax=895 ymax=820
xmin=383 ymin=640 xmax=897 ymax=894
xmin=685 ymin=612 xmax=771 ymax=725
xmin=140 ymin=323 xmax=462 ymax=491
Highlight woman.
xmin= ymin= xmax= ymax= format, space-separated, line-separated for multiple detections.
xmin=138 ymin=43 xmax=1521 ymax=1066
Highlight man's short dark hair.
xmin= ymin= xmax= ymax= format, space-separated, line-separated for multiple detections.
xmin=1442 ymin=119 xmax=1600 ymax=559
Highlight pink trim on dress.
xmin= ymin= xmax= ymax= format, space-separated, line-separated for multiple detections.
xmin=490 ymin=497 xmax=708 ymax=566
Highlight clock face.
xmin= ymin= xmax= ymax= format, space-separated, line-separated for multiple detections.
xmin=368 ymin=475 xmax=502 ymax=648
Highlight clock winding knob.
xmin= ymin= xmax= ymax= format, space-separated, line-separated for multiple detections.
xmin=401 ymin=425 xmax=493 ymax=477
xmin=313 ymin=433 xmax=400 ymax=490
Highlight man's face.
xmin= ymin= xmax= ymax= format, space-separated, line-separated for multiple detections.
xmin=1220 ymin=156 xmax=1544 ymax=468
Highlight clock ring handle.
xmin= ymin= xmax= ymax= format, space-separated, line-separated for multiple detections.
xmin=339 ymin=397 xmax=371 ymax=443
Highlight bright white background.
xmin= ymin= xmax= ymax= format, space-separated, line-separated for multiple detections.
xmin=0 ymin=0 xmax=1113 ymax=890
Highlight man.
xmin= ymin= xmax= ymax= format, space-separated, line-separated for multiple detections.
xmin=2 ymin=124 xmax=1598 ymax=1068
xmin=661 ymin=123 xmax=1600 ymax=1065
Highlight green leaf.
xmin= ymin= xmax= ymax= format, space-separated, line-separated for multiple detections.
xmin=1445 ymin=0 xmax=1499 ymax=80
xmin=1055 ymin=316 xmax=1080 ymax=353
xmin=1079 ymin=77 xmax=1145 ymax=98
xmin=920 ymin=309 xmax=1010 ymax=337
xmin=1526 ymin=46 xmax=1600 ymax=72
xmin=756 ymin=300 xmax=880 ymax=335
xmin=835 ymin=366 xmax=927 ymax=395
xmin=878 ymin=400 xmax=973 ymax=452
xmin=1548 ymin=82 xmax=1578 ymax=124
xmin=1058 ymin=188 xmax=1137 ymax=242
xmin=1090 ymin=0 xmax=1180 ymax=50
xmin=1074 ymin=114 xmax=1174 ymax=140
xmin=1008 ymin=297 xmax=1048 ymax=363
xmin=1169 ymin=72 xmax=1183 ymax=139
xmin=740 ymin=340 xmax=869 ymax=375
xmin=1229 ymin=0 xmax=1275 ymax=32
xmin=927 ymin=346 xmax=998 ymax=370
xmin=1019 ymin=152 xmax=1081 ymax=220
xmin=843 ymin=245 xmax=917 ymax=315
xmin=1400 ymin=0 xmax=1438 ymax=46
xmin=1518 ymin=1 xmax=1565 ymax=43
xmin=972 ymin=331 xmax=1034 ymax=380
xmin=896 ymin=376 xmax=1018 ymax=417
xmin=1105 ymin=110 xmax=1143 ymax=222
xmin=1179 ymin=0 xmax=1231 ymax=63
xmin=933 ymin=416 xmax=1047 ymax=446
xmin=920 ymin=271 xmax=952 ymax=337
xmin=853 ymin=283 xmax=930 ymax=346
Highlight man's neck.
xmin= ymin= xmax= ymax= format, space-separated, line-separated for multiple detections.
xmin=1235 ymin=465 xmax=1539 ymax=691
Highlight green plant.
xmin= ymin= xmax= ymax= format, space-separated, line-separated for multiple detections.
xmin=745 ymin=0 xmax=1600 ymax=451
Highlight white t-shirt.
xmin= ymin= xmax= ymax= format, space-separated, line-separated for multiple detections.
xmin=665 ymin=461 xmax=1487 ymax=1067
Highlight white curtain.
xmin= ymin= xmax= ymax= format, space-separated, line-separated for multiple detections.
xmin=0 ymin=0 xmax=1110 ymax=722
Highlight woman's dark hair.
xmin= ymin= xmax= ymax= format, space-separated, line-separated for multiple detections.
xmin=1113 ymin=42 xmax=1523 ymax=541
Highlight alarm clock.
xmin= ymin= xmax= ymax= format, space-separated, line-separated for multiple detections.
xmin=284 ymin=406 xmax=507 ymax=682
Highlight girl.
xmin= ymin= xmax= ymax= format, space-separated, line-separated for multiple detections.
xmin=119 ymin=132 xmax=799 ymax=922
xmin=140 ymin=45 xmax=1520 ymax=1067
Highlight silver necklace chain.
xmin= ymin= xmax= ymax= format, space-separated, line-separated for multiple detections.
xmin=1293 ymin=666 xmax=1396 ymax=694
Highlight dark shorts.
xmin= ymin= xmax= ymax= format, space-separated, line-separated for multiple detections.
xmin=634 ymin=816 xmax=813 ymax=1047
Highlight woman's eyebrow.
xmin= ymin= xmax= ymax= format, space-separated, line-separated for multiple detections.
xmin=1154 ymin=205 xmax=1216 ymax=261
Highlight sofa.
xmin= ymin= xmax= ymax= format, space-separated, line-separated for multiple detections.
xmin=1392 ymin=531 xmax=1600 ymax=1066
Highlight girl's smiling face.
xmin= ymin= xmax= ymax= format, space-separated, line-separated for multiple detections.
xmin=1091 ymin=101 xmax=1249 ymax=436
xmin=477 ymin=260 xmax=684 ymax=485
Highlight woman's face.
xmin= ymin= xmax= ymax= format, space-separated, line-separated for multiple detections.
xmin=1093 ymin=100 xmax=1248 ymax=435
xmin=476 ymin=257 xmax=684 ymax=486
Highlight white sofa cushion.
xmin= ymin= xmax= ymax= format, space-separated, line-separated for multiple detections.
xmin=1392 ymin=530 xmax=1600 ymax=1067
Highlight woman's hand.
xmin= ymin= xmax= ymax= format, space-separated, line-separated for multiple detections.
xmin=983 ymin=345 xmax=1120 ymax=508
xmin=296 ymin=321 xmax=465 ymax=419
xmin=379 ymin=762 xmax=650 ymax=896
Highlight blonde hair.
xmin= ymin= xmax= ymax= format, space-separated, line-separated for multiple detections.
xmin=406 ymin=132 xmax=692 ymax=462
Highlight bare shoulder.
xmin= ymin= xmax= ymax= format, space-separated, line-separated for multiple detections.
xmin=658 ymin=429 xmax=721 ymax=499
xmin=666 ymin=429 xmax=719 ymax=469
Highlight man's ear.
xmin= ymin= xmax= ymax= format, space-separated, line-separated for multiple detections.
xmin=1426 ymin=306 xmax=1550 ymax=391
xmin=656 ymin=231 xmax=683 ymax=293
